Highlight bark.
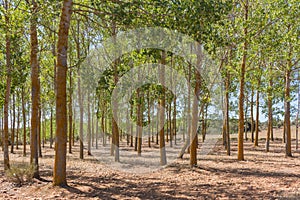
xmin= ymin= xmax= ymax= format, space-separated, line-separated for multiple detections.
xmin=11 ymin=93 xmax=15 ymax=153
xmin=173 ymin=96 xmax=177 ymax=145
xmin=137 ymin=68 xmax=143 ymax=156
xmin=96 ymin=115 xmax=99 ymax=149
xmin=50 ymin=107 xmax=53 ymax=148
xmin=284 ymin=69 xmax=292 ymax=157
xmin=87 ymin=94 xmax=92 ymax=155
xmin=30 ymin=0 xmax=40 ymax=178
xmin=16 ymin=94 xmax=20 ymax=150
xmin=250 ymin=87 xmax=255 ymax=143
xmin=38 ymin=109 xmax=42 ymax=158
xmin=111 ymin=19 xmax=119 ymax=162
xmin=3 ymin=0 xmax=11 ymax=170
xmin=238 ymin=0 xmax=248 ymax=161
xmin=254 ymin=80 xmax=260 ymax=147
xmin=169 ymin=100 xmax=173 ymax=147
xmin=296 ymin=71 xmax=300 ymax=150
xmin=130 ymin=104 xmax=133 ymax=147
xmin=266 ymin=73 xmax=273 ymax=152
xmin=159 ymin=51 xmax=167 ymax=165
xmin=147 ymin=91 xmax=151 ymax=148
xmin=53 ymin=0 xmax=73 ymax=186
xmin=244 ymin=94 xmax=249 ymax=141
xmin=225 ymin=70 xmax=230 ymax=155
xmin=68 ymin=70 xmax=72 ymax=154
xmin=190 ymin=45 xmax=202 ymax=167
xmin=22 ymin=87 xmax=27 ymax=156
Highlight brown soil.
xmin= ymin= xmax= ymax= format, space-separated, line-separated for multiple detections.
xmin=0 ymin=127 xmax=299 ymax=200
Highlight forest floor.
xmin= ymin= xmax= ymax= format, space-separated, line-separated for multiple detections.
xmin=0 ymin=127 xmax=300 ymax=200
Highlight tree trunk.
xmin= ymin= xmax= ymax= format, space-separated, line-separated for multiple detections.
xmin=111 ymin=19 xmax=119 ymax=162
xmin=159 ymin=51 xmax=167 ymax=165
xmin=87 ymin=94 xmax=92 ymax=155
xmin=266 ymin=73 xmax=273 ymax=152
xmin=38 ymin=109 xmax=42 ymax=158
xmin=250 ymin=87 xmax=255 ymax=143
xmin=284 ymin=69 xmax=292 ymax=157
xmin=296 ymin=71 xmax=299 ymax=150
xmin=147 ymin=91 xmax=151 ymax=148
xmin=96 ymin=116 xmax=99 ymax=149
xmin=137 ymin=68 xmax=143 ymax=156
xmin=50 ymin=107 xmax=53 ymax=148
xmin=130 ymin=104 xmax=133 ymax=147
xmin=169 ymin=100 xmax=173 ymax=147
xmin=3 ymin=0 xmax=11 ymax=170
xmin=238 ymin=0 xmax=248 ymax=161
xmin=68 ymin=70 xmax=73 ymax=154
xmin=225 ymin=70 xmax=230 ymax=156
xmin=16 ymin=93 xmax=20 ymax=150
xmin=190 ymin=45 xmax=202 ymax=166
xmin=53 ymin=0 xmax=73 ymax=186
xmin=254 ymin=80 xmax=260 ymax=147
xmin=11 ymin=93 xmax=15 ymax=153
xmin=29 ymin=0 xmax=40 ymax=178
xmin=22 ymin=87 xmax=27 ymax=156
xmin=173 ymin=96 xmax=177 ymax=145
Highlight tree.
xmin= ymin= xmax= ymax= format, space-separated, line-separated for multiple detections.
xmin=29 ymin=0 xmax=40 ymax=178
xmin=3 ymin=0 xmax=11 ymax=170
xmin=53 ymin=0 xmax=73 ymax=186
xmin=159 ymin=51 xmax=167 ymax=166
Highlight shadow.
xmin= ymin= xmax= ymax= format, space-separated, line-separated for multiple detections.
xmin=62 ymin=173 xmax=189 ymax=200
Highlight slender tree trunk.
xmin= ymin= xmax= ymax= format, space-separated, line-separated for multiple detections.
xmin=87 ymin=94 xmax=92 ymax=155
xmin=266 ymin=72 xmax=273 ymax=152
xmin=16 ymin=94 xmax=20 ymax=150
xmin=201 ymin=105 xmax=206 ymax=142
xmin=159 ymin=51 xmax=167 ymax=165
xmin=169 ymin=100 xmax=173 ymax=147
xmin=22 ymin=87 xmax=27 ymax=156
xmin=250 ymin=87 xmax=254 ymax=143
xmin=1 ymin=111 xmax=3 ymax=151
xmin=75 ymin=22 xmax=84 ymax=159
xmin=137 ymin=68 xmax=143 ymax=156
xmin=68 ymin=70 xmax=72 ymax=154
xmin=225 ymin=70 xmax=230 ymax=155
xmin=3 ymin=0 xmax=11 ymax=170
xmin=190 ymin=45 xmax=202 ymax=166
xmin=0 ymin=108 xmax=4 ymax=151
xmin=38 ymin=109 xmax=42 ymax=157
xmin=173 ymin=96 xmax=177 ymax=145
xmin=111 ymin=19 xmax=119 ymax=162
xmin=254 ymin=80 xmax=260 ymax=147
xmin=238 ymin=0 xmax=248 ymax=161
xmin=11 ymin=93 xmax=15 ymax=153
xmin=42 ymin=111 xmax=46 ymax=148
xmin=53 ymin=0 xmax=73 ymax=186
xmin=96 ymin=116 xmax=99 ymax=149
xmin=244 ymin=93 xmax=249 ymax=141
xmin=147 ymin=91 xmax=151 ymax=148
xmin=130 ymin=104 xmax=133 ymax=147
xmin=29 ymin=0 xmax=40 ymax=177
xmin=283 ymin=118 xmax=286 ymax=143
xmin=285 ymin=68 xmax=292 ymax=157
xmin=296 ymin=71 xmax=299 ymax=150
xmin=50 ymin=107 xmax=53 ymax=148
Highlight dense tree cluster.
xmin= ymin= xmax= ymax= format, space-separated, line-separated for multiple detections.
xmin=0 ymin=0 xmax=299 ymax=186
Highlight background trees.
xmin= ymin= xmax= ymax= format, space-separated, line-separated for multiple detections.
xmin=0 ymin=0 xmax=299 ymax=186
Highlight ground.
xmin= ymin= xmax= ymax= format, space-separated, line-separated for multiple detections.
xmin=0 ymin=127 xmax=299 ymax=200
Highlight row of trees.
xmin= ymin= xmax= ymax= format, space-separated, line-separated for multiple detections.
xmin=1 ymin=0 xmax=299 ymax=186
